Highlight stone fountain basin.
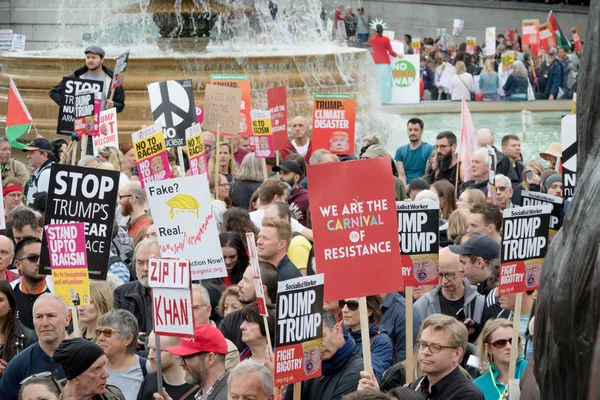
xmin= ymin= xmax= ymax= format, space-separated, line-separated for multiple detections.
xmin=0 ymin=47 xmax=369 ymax=143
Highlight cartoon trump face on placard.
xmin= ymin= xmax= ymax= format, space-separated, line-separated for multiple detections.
xmin=151 ymin=156 xmax=165 ymax=174
xmin=302 ymin=340 xmax=322 ymax=376
xmin=239 ymin=113 xmax=248 ymax=134
xmin=525 ymin=258 xmax=543 ymax=289
xmin=411 ymin=254 xmax=439 ymax=284
xmin=259 ymin=136 xmax=270 ymax=151
xmin=329 ymin=131 xmax=350 ymax=152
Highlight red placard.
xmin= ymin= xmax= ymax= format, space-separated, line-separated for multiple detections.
xmin=539 ymin=23 xmax=557 ymax=52
xmin=522 ymin=20 xmax=540 ymax=56
xmin=312 ymin=94 xmax=356 ymax=155
xmin=308 ymin=158 xmax=403 ymax=301
xmin=571 ymin=27 xmax=582 ymax=53
xmin=267 ymin=86 xmax=289 ymax=151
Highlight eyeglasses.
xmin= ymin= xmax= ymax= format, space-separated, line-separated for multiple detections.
xmin=20 ymin=371 xmax=63 ymax=394
xmin=416 ymin=341 xmax=457 ymax=353
xmin=339 ymin=299 xmax=359 ymax=311
xmin=495 ymin=186 xmax=509 ymax=192
xmin=95 ymin=328 xmax=120 ymax=338
xmin=180 ymin=352 xmax=207 ymax=366
xmin=490 ymin=338 xmax=512 ymax=349
xmin=438 ymin=272 xmax=458 ymax=280
xmin=18 ymin=254 xmax=40 ymax=263
xmin=118 ymin=194 xmax=136 ymax=200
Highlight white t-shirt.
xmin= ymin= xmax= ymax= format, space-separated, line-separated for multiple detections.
xmin=250 ymin=209 xmax=304 ymax=233
xmin=292 ymin=139 xmax=310 ymax=156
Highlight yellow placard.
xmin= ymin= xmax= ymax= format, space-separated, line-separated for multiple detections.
xmin=252 ymin=117 xmax=273 ymax=136
xmin=134 ymin=131 xmax=167 ymax=162
xmin=186 ymin=132 xmax=206 ymax=158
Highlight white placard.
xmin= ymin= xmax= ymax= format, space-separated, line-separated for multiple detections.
xmin=11 ymin=34 xmax=26 ymax=52
xmin=0 ymin=30 xmax=13 ymax=52
xmin=93 ymin=108 xmax=119 ymax=155
xmin=486 ymin=27 xmax=496 ymax=56
xmin=152 ymin=287 xmax=195 ymax=337
xmin=149 ymin=258 xmax=191 ymax=289
xmin=390 ymin=54 xmax=421 ymax=104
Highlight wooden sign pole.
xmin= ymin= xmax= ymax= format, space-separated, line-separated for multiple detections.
xmin=156 ymin=333 xmax=164 ymax=397
xmin=214 ymin=124 xmax=221 ymax=196
xmin=405 ymin=287 xmax=414 ymax=383
xmin=359 ymin=296 xmax=373 ymax=375
xmin=508 ymin=292 xmax=523 ymax=379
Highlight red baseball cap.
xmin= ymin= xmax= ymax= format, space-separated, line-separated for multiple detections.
xmin=166 ymin=325 xmax=228 ymax=356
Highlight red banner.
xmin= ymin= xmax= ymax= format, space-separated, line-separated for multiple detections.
xmin=539 ymin=23 xmax=557 ymax=52
xmin=571 ymin=27 xmax=582 ymax=53
xmin=267 ymin=86 xmax=289 ymax=151
xmin=308 ymin=158 xmax=403 ymax=301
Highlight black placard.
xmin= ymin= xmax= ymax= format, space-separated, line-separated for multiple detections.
xmin=57 ymin=77 xmax=104 ymax=136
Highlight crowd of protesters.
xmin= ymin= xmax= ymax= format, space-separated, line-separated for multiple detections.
xmin=0 ymin=45 xmax=566 ymax=400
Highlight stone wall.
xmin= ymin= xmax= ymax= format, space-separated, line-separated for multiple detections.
xmin=323 ymin=0 xmax=588 ymax=47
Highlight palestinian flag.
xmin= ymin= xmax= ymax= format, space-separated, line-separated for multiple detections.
xmin=6 ymin=78 xmax=32 ymax=149
xmin=548 ymin=11 xmax=572 ymax=51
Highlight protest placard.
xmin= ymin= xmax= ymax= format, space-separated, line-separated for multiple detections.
xmin=267 ymin=86 xmax=289 ymax=151
xmin=46 ymin=222 xmax=91 ymax=307
xmin=132 ymin=123 xmax=171 ymax=188
xmin=93 ymin=108 xmax=119 ymax=155
xmin=0 ymin=29 xmax=13 ymax=52
xmin=390 ymin=39 xmax=404 ymax=57
xmin=250 ymin=110 xmax=274 ymax=159
xmin=539 ymin=23 xmax=557 ymax=51
xmin=499 ymin=205 xmax=552 ymax=296
xmin=186 ymin=124 xmax=208 ymax=176
xmin=275 ymin=274 xmax=324 ymax=387
xmin=110 ymin=51 xmax=129 ymax=92
xmin=0 ymin=174 xmax=4 ymax=230
xmin=499 ymin=51 xmax=515 ymax=90
xmin=11 ymin=34 xmax=26 ymax=52
xmin=396 ymin=201 xmax=440 ymax=286
xmin=308 ymin=158 xmax=403 ymax=300
xmin=521 ymin=191 xmax=562 ymax=244
xmin=562 ymin=114 xmax=576 ymax=201
xmin=466 ymin=37 xmax=476 ymax=54
xmin=246 ymin=233 xmax=267 ymax=316
xmin=411 ymin=38 xmax=421 ymax=54
xmin=72 ymin=90 xmax=101 ymax=137
xmin=149 ymin=257 xmax=195 ymax=337
xmin=146 ymin=175 xmax=227 ymax=281
xmin=312 ymin=93 xmax=356 ymax=155
xmin=571 ymin=27 xmax=582 ymax=53
xmin=452 ymin=19 xmax=464 ymax=36
xmin=57 ymin=77 xmax=104 ymax=136
xmin=40 ymin=165 xmax=120 ymax=280
xmin=148 ymin=79 xmax=196 ymax=147
xmin=438 ymin=62 xmax=456 ymax=90
xmin=390 ymin=55 xmax=420 ymax=105
xmin=210 ymin=74 xmax=252 ymax=136
xmin=202 ymin=84 xmax=242 ymax=136
xmin=485 ymin=27 xmax=496 ymax=56
xmin=522 ymin=20 xmax=540 ymax=55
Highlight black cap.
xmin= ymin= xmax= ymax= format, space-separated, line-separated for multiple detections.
xmin=272 ymin=160 xmax=302 ymax=175
xmin=449 ymin=235 xmax=500 ymax=259
xmin=84 ymin=45 xmax=106 ymax=57
xmin=29 ymin=191 xmax=48 ymax=212
xmin=22 ymin=137 xmax=53 ymax=152
xmin=53 ymin=338 xmax=105 ymax=380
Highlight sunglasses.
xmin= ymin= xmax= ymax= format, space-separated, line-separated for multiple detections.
xmin=180 ymin=352 xmax=207 ymax=366
xmin=490 ymin=338 xmax=512 ymax=349
xmin=20 ymin=371 xmax=63 ymax=394
xmin=18 ymin=254 xmax=41 ymax=263
xmin=95 ymin=328 xmax=120 ymax=338
xmin=339 ymin=300 xmax=359 ymax=311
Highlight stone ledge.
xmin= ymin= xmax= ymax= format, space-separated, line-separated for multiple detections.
xmin=381 ymin=100 xmax=572 ymax=115
xmin=367 ymin=0 xmax=589 ymax=14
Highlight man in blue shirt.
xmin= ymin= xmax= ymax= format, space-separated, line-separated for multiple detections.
xmin=395 ymin=118 xmax=435 ymax=188
xmin=0 ymin=293 xmax=69 ymax=400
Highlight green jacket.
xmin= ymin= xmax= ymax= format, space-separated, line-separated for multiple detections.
xmin=95 ymin=385 xmax=126 ymax=400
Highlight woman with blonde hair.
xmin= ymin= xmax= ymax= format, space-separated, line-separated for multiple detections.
xmin=503 ymin=60 xmax=529 ymax=101
xmin=76 ymin=280 xmax=114 ymax=343
xmin=512 ymin=159 xmax=544 ymax=205
xmin=447 ymin=208 xmax=470 ymax=242
xmin=98 ymin=146 xmax=128 ymax=175
xmin=218 ymin=285 xmax=244 ymax=318
xmin=208 ymin=142 xmax=238 ymax=183
xmin=450 ymin=61 xmax=474 ymax=101
xmin=474 ymin=319 xmax=527 ymax=399
xmin=456 ymin=188 xmax=487 ymax=210
xmin=479 ymin=59 xmax=500 ymax=101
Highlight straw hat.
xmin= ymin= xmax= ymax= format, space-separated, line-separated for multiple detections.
xmin=540 ymin=142 xmax=562 ymax=161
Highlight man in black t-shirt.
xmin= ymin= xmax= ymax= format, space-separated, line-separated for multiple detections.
xmin=429 ymin=131 xmax=462 ymax=188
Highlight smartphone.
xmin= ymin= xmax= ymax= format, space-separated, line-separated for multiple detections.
xmin=456 ymin=307 xmax=466 ymax=321
xmin=525 ymin=170 xmax=534 ymax=180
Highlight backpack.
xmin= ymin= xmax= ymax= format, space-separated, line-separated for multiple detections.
xmin=291 ymin=232 xmax=315 ymax=275
xmin=138 ymin=355 xmax=148 ymax=378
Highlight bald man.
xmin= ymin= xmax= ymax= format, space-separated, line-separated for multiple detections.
xmin=0 ymin=235 xmax=17 ymax=282
xmin=119 ymin=181 xmax=152 ymax=246
xmin=413 ymin=248 xmax=485 ymax=342
xmin=280 ymin=116 xmax=313 ymax=164
xmin=476 ymin=128 xmax=519 ymax=186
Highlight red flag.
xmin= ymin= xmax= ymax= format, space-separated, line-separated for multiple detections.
xmin=458 ymin=97 xmax=477 ymax=183
xmin=6 ymin=78 xmax=32 ymax=149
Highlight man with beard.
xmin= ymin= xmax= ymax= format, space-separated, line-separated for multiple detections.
xmin=273 ymin=160 xmax=309 ymax=226
xmin=429 ymin=131 xmax=462 ymax=187
xmin=118 ymin=181 xmax=152 ymax=246
xmin=155 ymin=325 xmax=229 ymax=400
xmin=459 ymin=148 xmax=490 ymax=196
xmin=114 ymin=238 xmax=158 ymax=335
xmin=394 ymin=118 xmax=435 ymax=187
xmin=477 ymin=129 xmax=519 ymax=186
xmin=10 ymin=236 xmax=52 ymax=330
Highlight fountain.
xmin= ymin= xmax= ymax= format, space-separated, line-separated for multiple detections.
xmin=0 ymin=0 xmax=376 ymax=144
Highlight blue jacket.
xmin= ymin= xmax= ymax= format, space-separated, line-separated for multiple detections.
xmin=503 ymin=74 xmax=529 ymax=97
xmin=381 ymin=293 xmax=419 ymax=361
xmin=544 ymin=60 xmax=563 ymax=97
xmin=347 ymin=324 xmax=394 ymax=380
xmin=474 ymin=358 xmax=527 ymax=400
xmin=421 ymin=66 xmax=435 ymax=91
